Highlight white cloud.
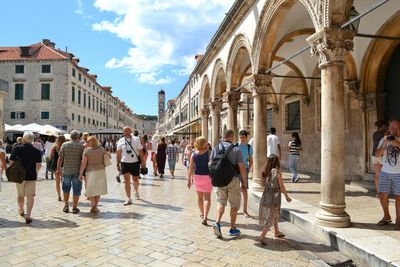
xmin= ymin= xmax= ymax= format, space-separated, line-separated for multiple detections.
xmin=92 ymin=0 xmax=234 ymax=85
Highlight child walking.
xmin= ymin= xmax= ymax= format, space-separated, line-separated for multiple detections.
xmin=258 ymin=154 xmax=292 ymax=246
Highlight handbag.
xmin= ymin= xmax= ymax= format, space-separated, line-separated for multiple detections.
xmin=6 ymin=158 xmax=26 ymax=184
xmin=103 ymin=153 xmax=112 ymax=167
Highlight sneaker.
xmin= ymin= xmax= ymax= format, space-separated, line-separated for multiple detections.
xmin=213 ymin=223 xmax=222 ymax=238
xmin=116 ymin=175 xmax=121 ymax=183
xmin=294 ymin=176 xmax=300 ymax=183
xmin=229 ymin=228 xmax=241 ymax=236
xmin=123 ymin=199 xmax=133 ymax=206
xmin=134 ymin=192 xmax=140 ymax=200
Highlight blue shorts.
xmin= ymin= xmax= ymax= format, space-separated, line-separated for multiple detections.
xmin=62 ymin=173 xmax=82 ymax=196
xmin=379 ymin=171 xmax=400 ymax=196
xmin=168 ymin=159 xmax=176 ymax=170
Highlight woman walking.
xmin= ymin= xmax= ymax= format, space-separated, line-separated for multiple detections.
xmin=258 ymin=155 xmax=292 ymax=246
xmin=50 ymin=135 xmax=66 ymax=201
xmin=79 ymin=136 xmax=109 ymax=213
xmin=187 ymin=137 xmax=212 ymax=226
xmin=0 ymin=140 xmax=6 ymax=192
xmin=150 ymin=136 xmax=158 ymax=176
xmin=288 ymin=132 xmax=302 ymax=183
xmin=156 ymin=137 xmax=167 ymax=178
xmin=142 ymin=135 xmax=150 ymax=168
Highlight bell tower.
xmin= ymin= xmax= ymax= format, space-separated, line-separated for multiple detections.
xmin=158 ymin=88 xmax=165 ymax=122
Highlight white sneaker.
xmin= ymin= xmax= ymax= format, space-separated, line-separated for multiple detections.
xmin=134 ymin=192 xmax=140 ymax=200
xmin=123 ymin=199 xmax=133 ymax=206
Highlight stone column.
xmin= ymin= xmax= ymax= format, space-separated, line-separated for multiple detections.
xmin=248 ymin=74 xmax=271 ymax=192
xmin=209 ymin=101 xmax=222 ymax=148
xmin=307 ymin=28 xmax=355 ymax=228
xmin=200 ymin=107 xmax=210 ymax=141
xmin=224 ymin=91 xmax=241 ymax=142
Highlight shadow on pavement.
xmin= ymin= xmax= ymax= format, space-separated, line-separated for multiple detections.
xmin=0 ymin=217 xmax=79 ymax=229
xmin=134 ymin=199 xmax=183 ymax=212
xmin=79 ymin=211 xmax=145 ymax=220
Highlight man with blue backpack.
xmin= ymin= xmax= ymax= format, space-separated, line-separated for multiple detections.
xmin=236 ymin=130 xmax=253 ymax=218
xmin=210 ymin=129 xmax=247 ymax=238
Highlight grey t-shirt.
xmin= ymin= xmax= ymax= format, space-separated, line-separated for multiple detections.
xmin=211 ymin=141 xmax=244 ymax=177
xmin=59 ymin=140 xmax=84 ymax=175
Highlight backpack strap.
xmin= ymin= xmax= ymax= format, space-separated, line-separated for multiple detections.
xmin=247 ymin=144 xmax=251 ymax=154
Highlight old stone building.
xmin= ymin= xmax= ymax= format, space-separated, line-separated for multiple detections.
xmin=0 ymin=39 xmax=144 ymax=133
xmin=157 ymin=0 xmax=400 ymax=228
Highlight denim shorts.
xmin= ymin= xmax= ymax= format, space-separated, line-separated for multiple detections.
xmin=62 ymin=173 xmax=82 ymax=196
xmin=168 ymin=158 xmax=176 ymax=170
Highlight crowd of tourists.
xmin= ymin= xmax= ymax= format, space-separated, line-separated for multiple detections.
xmin=2 ymin=118 xmax=399 ymax=240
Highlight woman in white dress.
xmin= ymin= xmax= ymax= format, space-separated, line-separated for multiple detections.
xmin=79 ymin=136 xmax=110 ymax=213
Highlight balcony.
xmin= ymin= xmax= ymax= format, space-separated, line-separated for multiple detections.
xmin=0 ymin=79 xmax=9 ymax=94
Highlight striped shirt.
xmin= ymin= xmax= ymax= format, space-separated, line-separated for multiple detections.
xmin=167 ymin=145 xmax=179 ymax=160
xmin=59 ymin=140 xmax=84 ymax=175
xmin=289 ymin=140 xmax=301 ymax=155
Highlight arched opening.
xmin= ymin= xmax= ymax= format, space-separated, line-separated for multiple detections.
xmin=383 ymin=44 xmax=400 ymax=120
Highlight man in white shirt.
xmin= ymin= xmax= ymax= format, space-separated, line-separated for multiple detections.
xmin=375 ymin=119 xmax=400 ymax=229
xmin=267 ymin=127 xmax=281 ymax=159
xmin=116 ymin=127 xmax=145 ymax=205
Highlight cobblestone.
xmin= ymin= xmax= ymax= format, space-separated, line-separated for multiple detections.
xmin=0 ymin=156 xmax=318 ymax=266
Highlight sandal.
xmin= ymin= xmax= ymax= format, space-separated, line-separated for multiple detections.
xmin=377 ymin=218 xmax=392 ymax=226
xmin=243 ymin=212 xmax=250 ymax=218
xmin=25 ymin=218 xmax=32 ymax=224
xmin=275 ymin=232 xmax=286 ymax=238
xmin=63 ymin=206 xmax=69 ymax=213
xmin=201 ymin=219 xmax=208 ymax=226
xmin=258 ymin=238 xmax=267 ymax=246
xmin=72 ymin=208 xmax=80 ymax=214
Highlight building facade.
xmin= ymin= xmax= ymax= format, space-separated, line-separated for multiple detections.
xmin=0 ymin=39 xmax=144 ymax=133
xmin=157 ymin=0 xmax=400 ymax=228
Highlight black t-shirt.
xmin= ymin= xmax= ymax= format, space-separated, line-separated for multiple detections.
xmin=10 ymin=144 xmax=42 ymax=180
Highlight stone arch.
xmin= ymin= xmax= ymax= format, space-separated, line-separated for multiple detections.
xmin=210 ymin=59 xmax=227 ymax=100
xmin=360 ymin=11 xmax=400 ymax=96
xmin=199 ymin=75 xmax=211 ymax=109
xmin=252 ymin=0 xmax=320 ymax=73
xmin=226 ymin=33 xmax=253 ymax=89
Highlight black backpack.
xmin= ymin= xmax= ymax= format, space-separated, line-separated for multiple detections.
xmin=210 ymin=143 xmax=237 ymax=187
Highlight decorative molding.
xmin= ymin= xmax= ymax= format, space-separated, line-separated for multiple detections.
xmin=209 ymin=101 xmax=222 ymax=113
xmin=248 ymin=74 xmax=272 ymax=97
xmin=307 ymin=28 xmax=356 ymax=69
xmin=200 ymin=107 xmax=210 ymax=118
xmin=223 ymin=91 xmax=241 ymax=108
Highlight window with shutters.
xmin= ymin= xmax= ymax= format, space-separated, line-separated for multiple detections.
xmin=11 ymin=111 xmax=25 ymax=119
xmin=41 ymin=111 xmax=50 ymax=120
xmin=41 ymin=64 xmax=51 ymax=73
xmin=15 ymin=84 xmax=24 ymax=100
xmin=41 ymin=84 xmax=50 ymax=100
xmin=15 ymin=65 xmax=24 ymax=74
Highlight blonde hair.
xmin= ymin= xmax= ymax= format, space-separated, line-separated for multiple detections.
xmin=82 ymin=132 xmax=89 ymax=141
xmin=194 ymin=136 xmax=207 ymax=150
xmin=87 ymin=136 xmax=99 ymax=147
xmin=55 ymin=135 xmax=66 ymax=150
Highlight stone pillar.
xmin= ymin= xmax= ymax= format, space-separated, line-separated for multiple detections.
xmin=307 ymin=28 xmax=355 ymax=228
xmin=248 ymin=74 xmax=271 ymax=192
xmin=224 ymin=91 xmax=241 ymax=142
xmin=209 ymin=101 xmax=222 ymax=148
xmin=200 ymin=107 xmax=210 ymax=141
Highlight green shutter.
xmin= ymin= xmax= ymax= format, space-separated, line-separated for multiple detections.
xmin=41 ymin=84 xmax=50 ymax=100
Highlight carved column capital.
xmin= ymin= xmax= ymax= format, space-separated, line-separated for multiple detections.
xmin=200 ymin=107 xmax=210 ymax=118
xmin=248 ymin=74 xmax=272 ymax=97
xmin=223 ymin=91 xmax=241 ymax=108
xmin=209 ymin=101 xmax=222 ymax=114
xmin=307 ymin=28 xmax=355 ymax=69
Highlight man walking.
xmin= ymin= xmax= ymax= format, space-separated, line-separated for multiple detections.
xmin=237 ymin=130 xmax=253 ymax=218
xmin=56 ymin=130 xmax=84 ymax=214
xmin=375 ymin=119 xmax=400 ymax=230
xmin=116 ymin=126 xmax=144 ymax=205
xmin=10 ymin=131 xmax=42 ymax=224
xmin=267 ymin=127 xmax=281 ymax=159
xmin=212 ymin=130 xmax=247 ymax=237
xmin=44 ymin=136 xmax=55 ymax=180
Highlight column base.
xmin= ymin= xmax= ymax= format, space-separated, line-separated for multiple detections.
xmin=315 ymin=201 xmax=351 ymax=228
xmin=251 ymin=179 xmax=264 ymax=192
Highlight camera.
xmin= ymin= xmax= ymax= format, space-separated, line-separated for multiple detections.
xmin=387 ymin=135 xmax=395 ymax=141
xmin=127 ymin=149 xmax=132 ymax=153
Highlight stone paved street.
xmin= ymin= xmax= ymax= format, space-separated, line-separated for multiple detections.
xmin=0 ymin=156 xmax=319 ymax=266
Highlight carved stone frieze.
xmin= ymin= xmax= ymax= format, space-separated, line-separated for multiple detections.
xmin=248 ymin=74 xmax=272 ymax=97
xmin=200 ymin=107 xmax=210 ymax=118
xmin=307 ymin=28 xmax=355 ymax=69
xmin=209 ymin=101 xmax=222 ymax=113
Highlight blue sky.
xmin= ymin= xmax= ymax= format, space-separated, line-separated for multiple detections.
xmin=0 ymin=0 xmax=234 ymax=115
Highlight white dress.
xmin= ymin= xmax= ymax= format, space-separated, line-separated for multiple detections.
xmin=0 ymin=148 xmax=5 ymax=192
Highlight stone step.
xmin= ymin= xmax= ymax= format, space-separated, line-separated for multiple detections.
xmin=250 ymin=187 xmax=400 ymax=267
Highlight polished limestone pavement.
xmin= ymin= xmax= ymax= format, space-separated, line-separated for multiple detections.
xmin=0 ymin=156 xmax=322 ymax=267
